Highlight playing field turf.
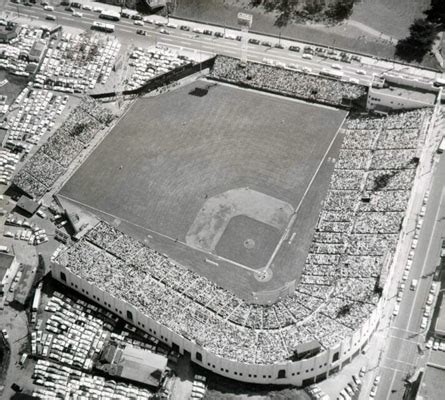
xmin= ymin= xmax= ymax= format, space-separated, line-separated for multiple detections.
xmin=60 ymin=80 xmax=346 ymax=301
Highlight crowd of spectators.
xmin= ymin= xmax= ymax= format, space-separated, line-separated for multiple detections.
xmin=13 ymin=97 xmax=114 ymax=199
xmin=0 ymin=25 xmax=48 ymax=76
xmin=3 ymin=88 xmax=66 ymax=153
xmin=127 ymin=47 xmax=192 ymax=90
xmin=54 ymin=106 xmax=432 ymax=364
xmin=209 ymin=56 xmax=367 ymax=107
xmin=34 ymin=32 xmax=120 ymax=93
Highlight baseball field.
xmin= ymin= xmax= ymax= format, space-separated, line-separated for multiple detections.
xmin=59 ymin=80 xmax=347 ymax=301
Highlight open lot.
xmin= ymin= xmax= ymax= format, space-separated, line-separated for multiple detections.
xmin=60 ymin=80 xmax=346 ymax=299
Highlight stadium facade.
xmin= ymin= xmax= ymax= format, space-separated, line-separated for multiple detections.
xmin=51 ymin=260 xmax=386 ymax=386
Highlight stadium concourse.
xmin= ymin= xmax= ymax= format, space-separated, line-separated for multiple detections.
xmin=48 ymin=52 xmax=435 ymax=385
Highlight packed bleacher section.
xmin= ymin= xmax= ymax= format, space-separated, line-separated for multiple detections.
xmin=34 ymin=32 xmax=120 ymax=93
xmin=0 ymin=25 xmax=48 ymax=77
xmin=2 ymin=88 xmax=66 ymax=153
xmin=54 ymin=107 xmax=432 ymax=364
xmin=208 ymin=55 xmax=367 ymax=107
xmin=127 ymin=47 xmax=192 ymax=90
xmin=12 ymin=97 xmax=114 ymax=199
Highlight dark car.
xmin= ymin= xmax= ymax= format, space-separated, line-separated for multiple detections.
xmin=236 ymin=35 xmax=242 ymax=41
xmin=248 ymin=38 xmax=260 ymax=45
xmin=11 ymin=383 xmax=22 ymax=392
xmin=203 ymin=29 xmax=212 ymax=35
xmin=136 ymin=29 xmax=148 ymax=36
xmin=274 ymin=43 xmax=284 ymax=49
xmin=261 ymin=41 xmax=272 ymax=47
xmin=24 ymin=2 xmax=33 ymax=6
xmin=180 ymin=25 xmax=190 ymax=31
xmin=64 ymin=6 xmax=73 ymax=11
xmin=131 ymin=14 xmax=142 ymax=20
xmin=288 ymin=45 xmax=300 ymax=52
xmin=214 ymin=31 xmax=223 ymax=38
xmin=60 ymin=0 xmax=70 ymax=5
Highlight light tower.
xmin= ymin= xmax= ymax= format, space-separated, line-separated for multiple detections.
xmin=237 ymin=12 xmax=252 ymax=66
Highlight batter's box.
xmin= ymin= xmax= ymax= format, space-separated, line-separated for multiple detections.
xmin=186 ymin=188 xmax=293 ymax=269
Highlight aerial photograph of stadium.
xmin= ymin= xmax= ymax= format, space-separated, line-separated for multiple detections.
xmin=1 ymin=0 xmax=445 ymax=399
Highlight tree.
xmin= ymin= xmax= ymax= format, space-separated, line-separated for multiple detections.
xmin=395 ymin=19 xmax=437 ymax=62
xmin=425 ymin=0 xmax=445 ymax=26
xmin=325 ymin=0 xmax=355 ymax=22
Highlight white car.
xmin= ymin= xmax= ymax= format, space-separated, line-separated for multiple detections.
xmin=433 ymin=340 xmax=440 ymax=351
xmin=302 ymin=66 xmax=312 ymax=73
xmin=349 ymin=78 xmax=359 ymax=84
xmin=302 ymin=53 xmax=313 ymax=60
xmin=359 ymin=366 xmax=366 ymax=377
xmin=82 ymin=4 xmax=92 ymax=10
xmin=393 ymin=304 xmax=400 ymax=316
xmin=93 ymin=7 xmax=103 ymax=12
xmin=370 ymin=385 xmax=378 ymax=398
xmin=421 ymin=316 xmax=428 ymax=329
xmin=43 ymin=5 xmax=54 ymax=11
xmin=1 ymin=329 xmax=8 ymax=340
xmin=397 ymin=290 xmax=403 ymax=302
xmin=356 ymin=69 xmax=367 ymax=75
xmin=426 ymin=338 xmax=433 ymax=349
xmin=427 ymin=293 xmax=434 ymax=306
xmin=72 ymin=12 xmax=83 ymax=18
xmin=439 ymin=341 xmax=445 ymax=351
xmin=331 ymin=63 xmax=342 ymax=70
xmin=402 ymin=269 xmax=409 ymax=281
xmin=134 ymin=20 xmax=144 ymax=26
xmin=424 ymin=305 xmax=431 ymax=317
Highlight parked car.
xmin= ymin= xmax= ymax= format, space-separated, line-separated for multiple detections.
xmin=248 ymin=38 xmax=260 ymax=45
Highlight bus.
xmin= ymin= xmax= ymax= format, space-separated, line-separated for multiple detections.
xmin=319 ymin=68 xmax=344 ymax=80
xmin=99 ymin=10 xmax=120 ymax=21
xmin=438 ymin=136 xmax=445 ymax=154
xmin=91 ymin=21 xmax=115 ymax=33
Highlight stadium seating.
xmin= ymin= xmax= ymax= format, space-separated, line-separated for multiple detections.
xmin=209 ymin=55 xmax=367 ymax=107
xmin=54 ymin=106 xmax=432 ymax=364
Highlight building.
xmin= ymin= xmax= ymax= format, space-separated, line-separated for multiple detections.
xmin=16 ymin=195 xmax=40 ymax=216
xmin=367 ymin=75 xmax=439 ymax=112
xmin=98 ymin=344 xmax=167 ymax=387
xmin=0 ymin=23 xmax=18 ymax=43
xmin=28 ymin=40 xmax=46 ymax=63
xmin=0 ymin=253 xmax=19 ymax=295
xmin=435 ymin=293 xmax=445 ymax=338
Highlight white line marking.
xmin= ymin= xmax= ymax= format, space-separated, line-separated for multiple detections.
xmin=262 ymin=112 xmax=348 ymax=272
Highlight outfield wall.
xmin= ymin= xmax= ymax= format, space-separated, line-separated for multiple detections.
xmin=51 ymin=261 xmax=381 ymax=386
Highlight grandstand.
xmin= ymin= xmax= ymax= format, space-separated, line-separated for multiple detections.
xmin=50 ymin=57 xmax=436 ymax=386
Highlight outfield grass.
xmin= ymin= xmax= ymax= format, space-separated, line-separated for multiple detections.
xmin=61 ymin=80 xmax=346 ymax=300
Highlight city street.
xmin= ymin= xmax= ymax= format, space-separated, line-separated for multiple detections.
xmin=2 ymin=1 xmax=443 ymax=90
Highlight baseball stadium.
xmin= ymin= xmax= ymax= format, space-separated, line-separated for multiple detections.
xmin=50 ymin=55 xmax=437 ymax=386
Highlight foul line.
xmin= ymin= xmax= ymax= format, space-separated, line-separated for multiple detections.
xmin=261 ymin=111 xmax=348 ymax=273
xmin=56 ymin=194 xmax=259 ymax=274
